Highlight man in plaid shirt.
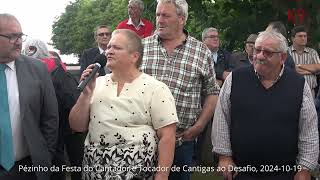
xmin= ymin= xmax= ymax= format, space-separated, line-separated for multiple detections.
xmin=141 ymin=0 xmax=220 ymax=179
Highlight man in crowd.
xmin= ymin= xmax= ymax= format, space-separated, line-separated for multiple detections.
xmin=229 ymin=34 xmax=257 ymax=70
xmin=116 ymin=0 xmax=153 ymax=38
xmin=212 ymin=30 xmax=319 ymax=180
xmin=79 ymin=25 xmax=111 ymax=75
xmin=289 ymin=25 xmax=320 ymax=97
xmin=141 ymin=1 xmax=220 ymax=179
xmin=265 ymin=21 xmax=296 ymax=69
xmin=0 ymin=13 xmax=59 ymax=180
xmin=202 ymin=27 xmax=231 ymax=86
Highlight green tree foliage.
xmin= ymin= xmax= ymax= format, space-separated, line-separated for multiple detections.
xmin=52 ymin=0 xmax=128 ymax=56
xmin=190 ymin=0 xmax=320 ymax=51
xmin=51 ymin=0 xmax=320 ymax=57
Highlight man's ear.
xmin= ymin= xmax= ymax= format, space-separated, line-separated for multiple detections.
xmin=179 ymin=16 xmax=185 ymax=26
xmin=280 ymin=53 xmax=287 ymax=64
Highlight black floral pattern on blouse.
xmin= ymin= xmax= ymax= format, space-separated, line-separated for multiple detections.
xmin=82 ymin=133 xmax=157 ymax=180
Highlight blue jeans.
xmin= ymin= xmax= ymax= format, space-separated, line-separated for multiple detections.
xmin=169 ymin=140 xmax=195 ymax=180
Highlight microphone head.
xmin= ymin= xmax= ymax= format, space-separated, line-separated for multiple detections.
xmin=94 ymin=54 xmax=107 ymax=67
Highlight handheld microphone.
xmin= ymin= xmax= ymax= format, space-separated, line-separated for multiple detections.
xmin=77 ymin=54 xmax=107 ymax=92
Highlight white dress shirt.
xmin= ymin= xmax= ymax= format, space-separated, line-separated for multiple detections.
xmin=212 ymin=51 xmax=218 ymax=64
xmin=5 ymin=61 xmax=29 ymax=161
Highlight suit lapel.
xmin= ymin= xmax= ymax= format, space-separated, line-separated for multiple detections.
xmin=92 ymin=47 xmax=100 ymax=62
xmin=94 ymin=47 xmax=100 ymax=55
xmin=15 ymin=56 xmax=28 ymax=122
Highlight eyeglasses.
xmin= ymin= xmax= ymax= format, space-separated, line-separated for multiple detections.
xmin=253 ymin=48 xmax=281 ymax=58
xmin=0 ymin=33 xmax=27 ymax=43
xmin=205 ymin=35 xmax=219 ymax=39
xmin=97 ymin=32 xmax=111 ymax=37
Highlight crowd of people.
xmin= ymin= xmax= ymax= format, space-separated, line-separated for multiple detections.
xmin=1 ymin=0 xmax=320 ymax=180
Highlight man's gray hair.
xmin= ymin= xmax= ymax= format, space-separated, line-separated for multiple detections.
xmin=0 ymin=13 xmax=19 ymax=32
xmin=129 ymin=0 xmax=144 ymax=11
xmin=157 ymin=0 xmax=189 ymax=25
xmin=256 ymin=31 xmax=288 ymax=53
xmin=202 ymin=27 xmax=218 ymax=41
xmin=94 ymin=25 xmax=111 ymax=36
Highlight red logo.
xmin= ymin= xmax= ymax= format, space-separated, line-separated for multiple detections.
xmin=288 ymin=8 xmax=306 ymax=24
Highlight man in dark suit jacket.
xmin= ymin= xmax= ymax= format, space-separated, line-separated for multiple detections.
xmin=79 ymin=25 xmax=111 ymax=76
xmin=202 ymin=27 xmax=231 ymax=86
xmin=0 ymin=14 xmax=59 ymax=180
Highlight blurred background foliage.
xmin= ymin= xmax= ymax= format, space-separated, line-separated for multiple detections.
xmin=52 ymin=0 xmax=320 ymax=58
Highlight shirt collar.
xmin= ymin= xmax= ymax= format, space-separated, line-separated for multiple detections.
xmin=246 ymin=53 xmax=253 ymax=64
xmin=5 ymin=61 xmax=16 ymax=71
xmin=98 ymin=47 xmax=105 ymax=54
xmin=127 ymin=18 xmax=145 ymax=27
xmin=254 ymin=64 xmax=284 ymax=86
xmin=211 ymin=51 xmax=218 ymax=63
xmin=156 ymin=29 xmax=189 ymax=46
xmin=291 ymin=45 xmax=309 ymax=53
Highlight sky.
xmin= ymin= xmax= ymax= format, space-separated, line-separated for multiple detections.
xmin=1 ymin=0 xmax=78 ymax=64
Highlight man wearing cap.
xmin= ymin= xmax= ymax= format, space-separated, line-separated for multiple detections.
xmin=229 ymin=34 xmax=258 ymax=70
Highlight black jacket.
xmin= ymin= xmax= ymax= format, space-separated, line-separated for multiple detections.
xmin=79 ymin=47 xmax=106 ymax=76
xmin=213 ymin=49 xmax=231 ymax=80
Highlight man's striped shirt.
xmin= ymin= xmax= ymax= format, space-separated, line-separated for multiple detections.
xmin=288 ymin=46 xmax=320 ymax=90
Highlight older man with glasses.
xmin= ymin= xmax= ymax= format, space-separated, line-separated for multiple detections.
xmin=79 ymin=25 xmax=111 ymax=76
xmin=212 ymin=30 xmax=319 ymax=180
xmin=202 ymin=27 xmax=231 ymax=86
xmin=0 ymin=33 xmax=27 ymax=43
xmin=0 ymin=13 xmax=59 ymax=180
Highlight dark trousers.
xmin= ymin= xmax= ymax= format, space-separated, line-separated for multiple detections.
xmin=0 ymin=156 xmax=37 ymax=180
xmin=169 ymin=141 xmax=195 ymax=180
xmin=51 ymin=132 xmax=86 ymax=180
xmin=65 ymin=132 xmax=86 ymax=180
